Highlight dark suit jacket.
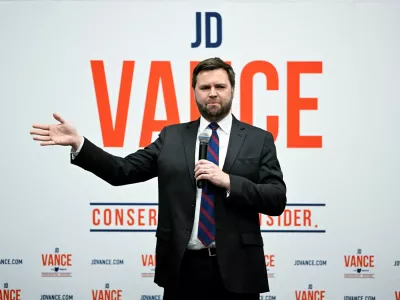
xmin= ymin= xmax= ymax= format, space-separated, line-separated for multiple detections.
xmin=71 ymin=114 xmax=286 ymax=294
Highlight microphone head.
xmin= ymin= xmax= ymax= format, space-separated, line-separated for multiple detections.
xmin=198 ymin=131 xmax=211 ymax=144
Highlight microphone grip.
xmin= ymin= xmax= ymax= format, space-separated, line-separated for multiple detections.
xmin=197 ymin=142 xmax=208 ymax=189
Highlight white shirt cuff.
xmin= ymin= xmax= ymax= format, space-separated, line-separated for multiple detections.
xmin=71 ymin=138 xmax=84 ymax=160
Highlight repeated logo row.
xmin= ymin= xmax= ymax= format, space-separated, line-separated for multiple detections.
xmin=0 ymin=287 xmax=164 ymax=300
xmin=1 ymin=285 xmax=400 ymax=300
xmin=1 ymin=248 xmax=399 ymax=279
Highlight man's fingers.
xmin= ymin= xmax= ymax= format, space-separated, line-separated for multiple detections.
xmin=30 ymin=128 xmax=49 ymax=136
xmin=31 ymin=124 xmax=50 ymax=131
xmin=194 ymin=162 xmax=218 ymax=174
xmin=40 ymin=141 xmax=56 ymax=146
xmin=195 ymin=169 xmax=206 ymax=178
xmin=33 ymin=136 xmax=51 ymax=142
xmin=196 ymin=174 xmax=210 ymax=181
xmin=194 ymin=160 xmax=214 ymax=171
xmin=197 ymin=159 xmax=211 ymax=165
xmin=195 ymin=167 xmax=217 ymax=178
xmin=53 ymin=113 xmax=66 ymax=124
xmin=194 ymin=165 xmax=211 ymax=175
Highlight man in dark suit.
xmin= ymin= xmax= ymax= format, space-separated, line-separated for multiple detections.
xmin=30 ymin=57 xmax=286 ymax=300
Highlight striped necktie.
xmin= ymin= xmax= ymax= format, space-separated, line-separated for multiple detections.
xmin=198 ymin=122 xmax=219 ymax=247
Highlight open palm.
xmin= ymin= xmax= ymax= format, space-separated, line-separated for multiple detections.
xmin=30 ymin=113 xmax=82 ymax=149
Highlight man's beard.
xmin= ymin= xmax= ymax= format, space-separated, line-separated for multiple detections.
xmin=195 ymin=98 xmax=233 ymax=122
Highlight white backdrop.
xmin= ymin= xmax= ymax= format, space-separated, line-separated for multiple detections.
xmin=0 ymin=0 xmax=399 ymax=299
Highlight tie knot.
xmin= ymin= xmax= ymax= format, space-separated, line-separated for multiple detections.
xmin=208 ymin=122 xmax=219 ymax=131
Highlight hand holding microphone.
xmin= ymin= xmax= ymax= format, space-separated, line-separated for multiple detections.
xmin=197 ymin=131 xmax=211 ymax=189
xmin=195 ymin=130 xmax=230 ymax=190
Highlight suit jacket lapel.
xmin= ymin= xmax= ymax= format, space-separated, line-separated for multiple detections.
xmin=223 ymin=115 xmax=246 ymax=173
xmin=183 ymin=118 xmax=200 ymax=189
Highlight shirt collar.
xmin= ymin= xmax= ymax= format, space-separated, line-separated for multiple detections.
xmin=199 ymin=113 xmax=233 ymax=134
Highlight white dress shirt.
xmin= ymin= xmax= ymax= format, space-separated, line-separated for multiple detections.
xmin=187 ymin=113 xmax=232 ymax=250
xmin=71 ymin=113 xmax=233 ymax=250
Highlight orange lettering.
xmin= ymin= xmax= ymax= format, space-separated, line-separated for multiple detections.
xmin=307 ymin=291 xmax=314 ymax=299
xmin=140 ymin=61 xmax=180 ymax=147
xmin=41 ymin=254 xmax=72 ymax=266
xmin=287 ymin=61 xmax=322 ymax=148
xmin=41 ymin=254 xmax=47 ymax=266
xmin=55 ymin=255 xmax=61 ymax=266
xmin=149 ymin=208 xmax=157 ymax=226
xmin=149 ymin=255 xmax=155 ymax=267
xmin=283 ymin=210 xmax=291 ymax=226
xmin=141 ymin=255 xmax=147 ymax=266
xmin=93 ymin=209 xmax=101 ymax=226
xmin=266 ymin=215 xmax=274 ymax=226
xmin=138 ymin=209 xmax=145 ymax=226
xmin=344 ymin=256 xmax=351 ymax=267
xmin=295 ymin=291 xmax=306 ymax=300
xmin=104 ymin=209 xmax=112 ymax=226
xmin=294 ymin=209 xmax=301 ymax=226
xmin=0 ymin=290 xmax=21 ymax=300
xmin=304 ymin=210 xmax=311 ymax=226
xmin=295 ymin=291 xmax=300 ymax=300
xmin=241 ymin=61 xmax=279 ymax=140
xmin=265 ymin=255 xmax=275 ymax=267
xmin=55 ymin=254 xmax=70 ymax=266
xmin=190 ymin=61 xmax=200 ymax=121
xmin=127 ymin=208 xmax=135 ymax=226
xmin=142 ymin=254 xmax=156 ymax=267
xmin=66 ymin=254 xmax=72 ymax=266
xmin=369 ymin=255 xmax=375 ymax=267
xmin=115 ymin=209 xmax=123 ymax=226
xmin=308 ymin=290 xmax=316 ymax=300
xmin=92 ymin=290 xmax=122 ymax=300
xmin=344 ymin=255 xmax=374 ymax=267
xmin=91 ymin=60 xmax=135 ymax=147
xmin=360 ymin=255 xmax=374 ymax=267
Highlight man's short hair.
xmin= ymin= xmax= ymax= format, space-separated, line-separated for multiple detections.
xmin=192 ymin=57 xmax=235 ymax=89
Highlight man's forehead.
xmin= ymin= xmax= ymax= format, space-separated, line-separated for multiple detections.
xmin=197 ymin=69 xmax=230 ymax=83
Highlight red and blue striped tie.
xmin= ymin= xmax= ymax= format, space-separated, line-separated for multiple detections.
xmin=198 ymin=122 xmax=219 ymax=247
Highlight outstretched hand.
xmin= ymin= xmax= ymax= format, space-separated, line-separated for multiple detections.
xmin=30 ymin=113 xmax=82 ymax=150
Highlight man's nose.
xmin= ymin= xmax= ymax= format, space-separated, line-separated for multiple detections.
xmin=209 ymin=87 xmax=217 ymax=97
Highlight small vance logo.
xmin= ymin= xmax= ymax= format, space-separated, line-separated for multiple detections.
xmin=141 ymin=254 xmax=156 ymax=278
xmin=41 ymin=247 xmax=72 ymax=277
xmin=295 ymin=284 xmax=326 ymax=300
xmin=92 ymin=283 xmax=122 ymax=300
xmin=0 ymin=283 xmax=21 ymax=300
xmin=265 ymin=254 xmax=276 ymax=278
xmin=344 ymin=249 xmax=375 ymax=279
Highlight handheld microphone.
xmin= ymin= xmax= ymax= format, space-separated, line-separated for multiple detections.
xmin=197 ymin=131 xmax=211 ymax=189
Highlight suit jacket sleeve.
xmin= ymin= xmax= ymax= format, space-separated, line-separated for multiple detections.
xmin=228 ymin=132 xmax=286 ymax=216
xmin=71 ymin=127 xmax=166 ymax=186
